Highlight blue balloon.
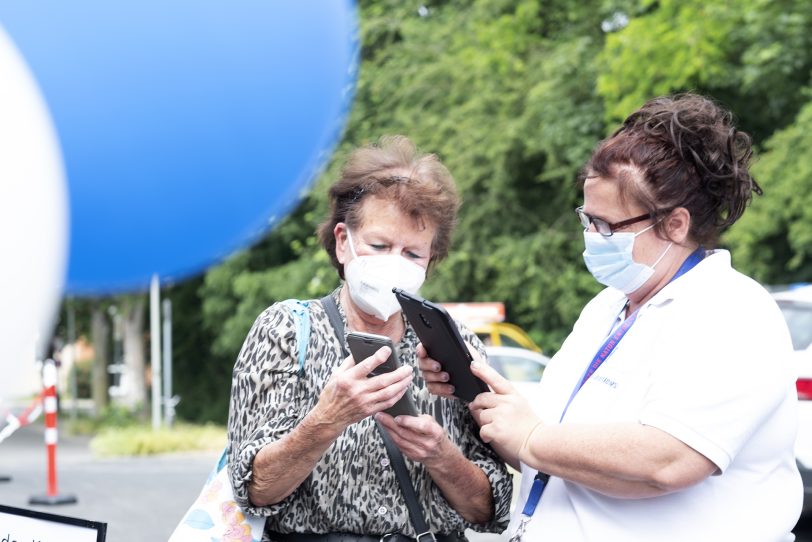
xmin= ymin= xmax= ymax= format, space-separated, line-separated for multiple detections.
xmin=0 ymin=1 xmax=358 ymax=295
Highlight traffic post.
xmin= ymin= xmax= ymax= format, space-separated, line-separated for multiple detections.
xmin=29 ymin=358 xmax=77 ymax=505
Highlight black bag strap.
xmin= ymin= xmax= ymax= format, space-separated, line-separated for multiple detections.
xmin=376 ymin=419 xmax=435 ymax=541
xmin=320 ymin=294 xmax=435 ymax=541
xmin=321 ymin=293 xmax=348 ymax=358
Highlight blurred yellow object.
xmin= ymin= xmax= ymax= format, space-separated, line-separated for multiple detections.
xmin=472 ymin=322 xmax=542 ymax=352
xmin=440 ymin=301 xmax=542 ymax=353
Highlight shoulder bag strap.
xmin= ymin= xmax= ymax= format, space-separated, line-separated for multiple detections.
xmin=376 ymin=420 xmax=434 ymax=540
xmin=280 ymin=299 xmax=311 ymax=375
xmin=320 ymin=294 xmax=434 ymax=540
xmin=321 ymin=293 xmax=348 ymax=358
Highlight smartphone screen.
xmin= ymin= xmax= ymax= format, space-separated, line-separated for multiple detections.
xmin=346 ymin=331 xmax=418 ymax=417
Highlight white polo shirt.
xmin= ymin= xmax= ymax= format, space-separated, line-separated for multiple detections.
xmin=509 ymin=250 xmax=803 ymax=541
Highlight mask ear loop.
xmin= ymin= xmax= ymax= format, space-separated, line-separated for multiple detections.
xmin=345 ymin=228 xmax=360 ymax=259
xmin=632 ymin=220 xmax=658 ymax=238
xmin=633 ymin=217 xmax=673 ymax=269
xmin=651 ymin=242 xmax=673 ymax=269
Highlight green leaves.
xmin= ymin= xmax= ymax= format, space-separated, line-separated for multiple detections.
xmin=724 ymin=98 xmax=812 ymax=284
xmin=597 ymin=0 xmax=812 ymax=140
xmin=598 ymin=0 xmax=738 ymax=124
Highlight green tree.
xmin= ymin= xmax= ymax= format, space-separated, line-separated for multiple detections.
xmin=598 ymin=0 xmax=812 ymax=141
xmin=723 ymin=98 xmax=812 ymax=284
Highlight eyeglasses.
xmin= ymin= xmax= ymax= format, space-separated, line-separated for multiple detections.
xmin=575 ymin=206 xmax=655 ymax=237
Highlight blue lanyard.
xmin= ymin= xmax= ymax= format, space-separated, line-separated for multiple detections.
xmin=517 ymin=247 xmax=705 ymax=523
xmin=559 ymin=309 xmax=638 ymax=422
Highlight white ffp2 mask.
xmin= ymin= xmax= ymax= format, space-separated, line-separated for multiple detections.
xmin=344 ymin=229 xmax=427 ymax=321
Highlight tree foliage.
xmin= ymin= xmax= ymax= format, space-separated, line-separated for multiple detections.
xmin=724 ymin=98 xmax=812 ymax=284
xmin=167 ymin=0 xmax=812 ymax=423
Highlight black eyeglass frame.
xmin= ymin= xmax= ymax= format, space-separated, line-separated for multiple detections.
xmin=575 ymin=206 xmax=658 ymax=237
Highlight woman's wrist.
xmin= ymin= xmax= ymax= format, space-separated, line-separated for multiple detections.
xmin=517 ymin=420 xmax=544 ymax=465
xmin=302 ymin=403 xmax=346 ymax=444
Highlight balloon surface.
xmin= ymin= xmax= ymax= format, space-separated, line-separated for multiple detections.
xmin=0 ymin=1 xmax=358 ymax=295
xmin=0 ymin=26 xmax=68 ymax=398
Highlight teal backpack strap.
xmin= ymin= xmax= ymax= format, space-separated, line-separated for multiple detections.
xmin=280 ymin=299 xmax=311 ymax=375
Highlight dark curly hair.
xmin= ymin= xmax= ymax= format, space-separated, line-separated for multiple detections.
xmin=317 ymin=135 xmax=460 ymax=279
xmin=583 ymin=93 xmax=762 ymax=247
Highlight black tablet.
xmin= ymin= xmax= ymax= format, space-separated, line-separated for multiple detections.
xmin=393 ymin=288 xmax=489 ymax=402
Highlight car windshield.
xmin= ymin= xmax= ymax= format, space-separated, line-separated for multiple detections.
xmin=777 ymin=301 xmax=812 ymax=351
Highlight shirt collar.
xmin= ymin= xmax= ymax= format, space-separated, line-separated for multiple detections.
xmin=645 ymin=248 xmax=729 ymax=308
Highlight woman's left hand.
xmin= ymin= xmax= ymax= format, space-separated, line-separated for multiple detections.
xmin=469 ymin=360 xmax=542 ymax=461
xmin=417 ymin=341 xmax=485 ymax=399
xmin=374 ymin=412 xmax=450 ymax=468
xmin=416 ymin=343 xmax=455 ymax=398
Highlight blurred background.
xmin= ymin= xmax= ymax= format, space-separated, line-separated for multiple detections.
xmin=3 ymin=0 xmax=812 ymax=538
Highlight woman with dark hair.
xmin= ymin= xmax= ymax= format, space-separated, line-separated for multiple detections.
xmin=227 ymin=135 xmax=511 ymax=541
xmin=423 ymin=94 xmax=802 ymax=540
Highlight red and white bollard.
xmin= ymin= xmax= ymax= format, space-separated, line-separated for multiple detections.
xmin=29 ymin=358 xmax=77 ymax=505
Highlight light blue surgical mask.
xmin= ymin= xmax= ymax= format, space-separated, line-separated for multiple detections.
xmin=582 ymin=222 xmax=673 ymax=294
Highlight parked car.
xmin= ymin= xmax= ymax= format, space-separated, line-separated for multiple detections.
xmin=475 ymin=322 xmax=542 ymax=352
xmin=772 ymin=285 xmax=812 ymax=515
xmin=485 ymin=345 xmax=550 ymax=408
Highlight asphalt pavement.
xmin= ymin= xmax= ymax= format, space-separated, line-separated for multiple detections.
xmin=0 ymin=422 xmax=218 ymax=541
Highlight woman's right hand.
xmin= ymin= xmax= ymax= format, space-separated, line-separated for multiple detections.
xmin=468 ymin=360 xmax=539 ymax=464
xmin=314 ymin=346 xmax=414 ymax=430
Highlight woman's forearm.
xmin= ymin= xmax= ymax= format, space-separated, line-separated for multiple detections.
xmin=424 ymin=445 xmax=494 ymax=524
xmin=247 ymin=407 xmax=343 ymax=506
xmin=518 ymin=422 xmax=717 ymax=499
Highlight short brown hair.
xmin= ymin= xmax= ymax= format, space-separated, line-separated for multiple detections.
xmin=582 ymin=93 xmax=762 ymax=247
xmin=318 ymin=135 xmax=461 ymax=279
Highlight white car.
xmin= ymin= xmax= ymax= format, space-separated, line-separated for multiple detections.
xmin=485 ymin=345 xmax=550 ymax=404
xmin=772 ymin=285 xmax=812 ymax=515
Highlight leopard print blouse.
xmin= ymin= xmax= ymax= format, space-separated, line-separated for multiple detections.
xmin=227 ymin=289 xmax=512 ymax=540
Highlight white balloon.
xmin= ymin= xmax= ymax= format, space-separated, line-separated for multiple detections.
xmin=0 ymin=25 xmax=68 ymax=400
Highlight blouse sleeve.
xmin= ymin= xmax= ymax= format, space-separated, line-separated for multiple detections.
xmin=448 ymin=325 xmax=513 ymax=532
xmin=458 ymin=408 xmax=514 ymax=532
xmin=226 ymin=303 xmax=305 ymax=516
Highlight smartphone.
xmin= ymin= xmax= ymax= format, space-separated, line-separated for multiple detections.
xmin=393 ymin=288 xmax=489 ymax=402
xmin=346 ymin=331 xmax=418 ymax=417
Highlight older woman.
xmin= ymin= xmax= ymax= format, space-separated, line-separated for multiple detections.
xmin=424 ymin=94 xmax=802 ymax=541
xmin=227 ymin=135 xmax=511 ymax=542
